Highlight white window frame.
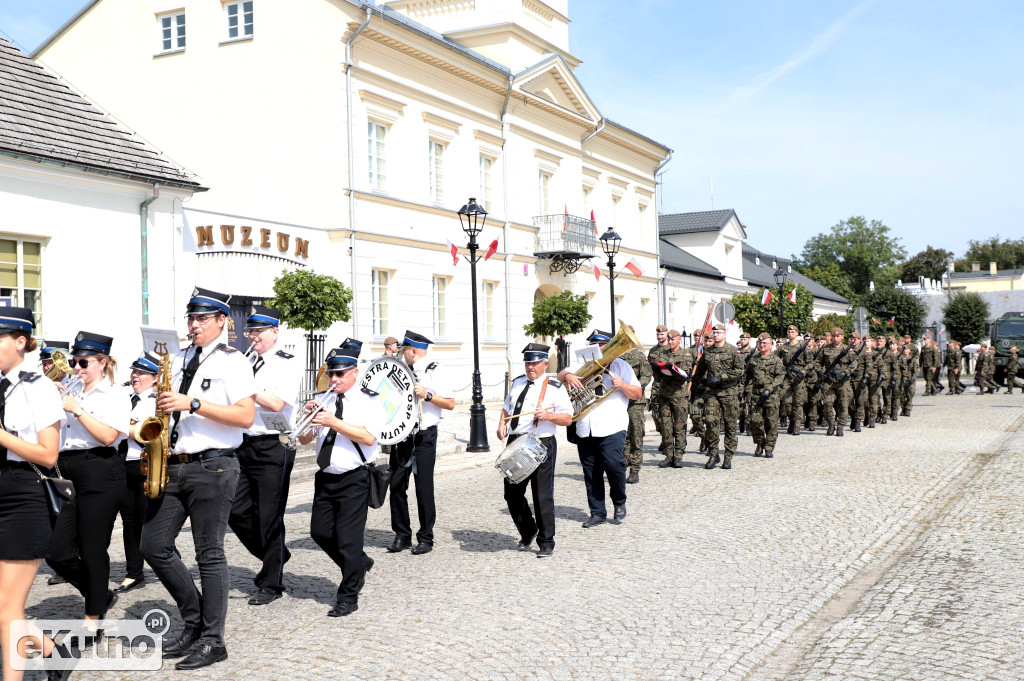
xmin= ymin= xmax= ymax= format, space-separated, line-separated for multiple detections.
xmin=432 ymin=276 xmax=448 ymax=339
xmin=371 ymin=269 xmax=390 ymax=336
xmin=368 ymin=121 xmax=387 ymax=191
xmin=484 ymin=281 xmax=497 ymax=340
xmin=156 ymin=10 xmax=186 ymax=54
xmin=479 ymin=155 xmax=494 ymax=211
xmin=428 ymin=140 xmax=445 ymax=205
xmin=538 ymin=171 xmax=551 ymax=214
xmin=223 ymin=0 xmax=254 ymax=41
xmin=0 ymin=236 xmax=44 ymax=331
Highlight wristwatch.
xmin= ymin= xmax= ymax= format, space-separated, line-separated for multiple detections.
xmin=424 ymin=392 xmax=433 ymax=402
xmin=189 ymin=398 xmax=202 ymax=414
xmin=73 ymin=407 xmax=85 ymax=418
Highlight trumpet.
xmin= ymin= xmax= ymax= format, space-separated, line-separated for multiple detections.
xmin=242 ymin=341 xmax=257 ymax=366
xmin=280 ymin=390 xmax=337 ymax=449
xmin=59 ymin=375 xmax=84 ymax=398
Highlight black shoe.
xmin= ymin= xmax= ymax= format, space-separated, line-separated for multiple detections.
xmin=113 ymin=578 xmax=145 ymax=594
xmin=704 ymin=454 xmax=720 ymax=470
xmin=826 ymin=424 xmax=835 ymax=436
xmin=867 ymin=419 xmax=875 ymax=428
xmin=699 ymin=441 xmax=708 ymax=453
xmin=47 ymin=574 xmax=66 ymax=585
xmin=851 ymin=420 xmax=861 ymax=433
xmin=354 ymin=556 xmax=374 ymax=595
xmin=671 ymin=458 xmax=684 ymax=468
xmin=764 ymin=448 xmax=774 ymax=458
xmin=328 ymin=600 xmax=358 ymax=617
xmin=411 ymin=543 xmax=432 ymax=555
xmin=836 ymin=426 xmax=844 ymax=437
xmin=248 ymin=587 xmax=283 ymax=606
xmin=721 ymin=459 xmax=732 ymax=470
xmin=753 ymin=444 xmax=763 ymax=457
xmin=658 ymin=457 xmax=673 ymax=468
xmin=386 ymin=537 xmax=412 ymax=553
xmin=890 ymin=414 xmax=898 ymax=422
xmin=613 ymin=503 xmax=626 ymax=521
xmin=175 ymin=643 xmax=228 ymax=670
xmin=162 ymin=625 xmax=202 ymax=658
xmin=536 ymin=545 xmax=553 ymax=558
xmin=787 ymin=422 xmax=795 ymax=435
xmin=517 ymin=529 xmax=538 ymax=549
xmin=879 ymin=416 xmax=887 ymax=424
xmin=582 ymin=515 xmax=606 ymax=528
xmin=625 ymin=471 xmax=640 ymax=484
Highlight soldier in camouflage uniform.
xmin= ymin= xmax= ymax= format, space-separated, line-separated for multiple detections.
xmin=946 ymin=340 xmax=964 ymax=394
xmin=804 ymin=336 xmax=826 ymax=432
xmin=736 ymin=333 xmax=754 ymax=435
xmin=886 ymin=340 xmax=903 ymax=419
xmin=747 ymin=333 xmax=786 ymax=458
xmin=775 ymin=324 xmax=808 ymax=436
xmin=621 ymin=329 xmax=652 ymax=484
xmin=819 ymin=327 xmax=859 ymax=437
xmin=1004 ymin=345 xmax=1022 ymax=394
xmin=691 ymin=335 xmax=714 ymax=451
xmin=654 ymin=330 xmax=695 ymax=469
xmin=861 ymin=338 xmax=880 ymax=427
xmin=920 ymin=339 xmax=940 ymax=395
xmin=692 ymin=324 xmax=745 ymax=470
xmin=847 ymin=332 xmax=866 ymax=432
xmin=900 ymin=344 xmax=918 ymax=416
xmin=647 ymin=325 xmax=671 ymax=452
xmin=873 ymin=336 xmax=890 ymax=423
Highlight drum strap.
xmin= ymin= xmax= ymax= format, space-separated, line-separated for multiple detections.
xmin=533 ymin=377 xmax=549 ymax=428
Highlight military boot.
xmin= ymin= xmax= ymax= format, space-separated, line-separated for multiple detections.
xmin=699 ymin=439 xmax=708 ymax=453
xmin=753 ymin=444 xmax=763 ymax=457
xmin=1006 ymin=389 xmax=1014 ymax=394
xmin=826 ymin=423 xmax=835 ymax=436
xmin=787 ymin=421 xmax=795 ymax=435
xmin=704 ymin=453 xmax=720 ymax=469
xmin=658 ymin=457 xmax=673 ymax=468
xmin=851 ymin=419 xmax=861 ymax=433
xmin=791 ymin=421 xmax=800 ymax=436
xmin=867 ymin=417 xmax=875 ymax=428
xmin=879 ymin=415 xmax=887 ymax=424
xmin=764 ymin=447 xmax=774 ymax=458
xmin=836 ymin=425 xmax=844 ymax=437
xmin=626 ymin=470 xmax=640 ymax=484
xmin=779 ymin=416 xmax=788 ymax=429
xmin=721 ymin=452 xmax=733 ymax=470
xmin=890 ymin=413 xmax=898 ymax=422
xmin=738 ymin=415 xmax=747 ymax=435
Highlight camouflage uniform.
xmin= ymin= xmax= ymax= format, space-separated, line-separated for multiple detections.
xmin=921 ymin=344 xmax=940 ymax=395
xmin=946 ymin=345 xmax=964 ymax=394
xmin=875 ymin=345 xmax=892 ymax=423
xmin=736 ymin=343 xmax=755 ymax=435
xmin=819 ymin=341 xmax=859 ymax=435
xmin=746 ymin=351 xmax=785 ymax=454
xmin=980 ymin=349 xmax=998 ymax=393
xmin=848 ymin=343 xmax=867 ymax=430
xmin=647 ymin=342 xmax=670 ymax=445
xmin=621 ymin=347 xmax=652 ymax=475
xmin=862 ymin=348 xmax=880 ymax=426
xmin=888 ymin=347 xmax=904 ymax=418
xmin=689 ymin=344 xmax=707 ymax=444
xmin=694 ymin=342 xmax=745 ymax=468
xmin=901 ymin=349 xmax=918 ymax=415
xmin=804 ymin=347 xmax=826 ymax=430
xmin=655 ymin=345 xmax=696 ymax=465
xmin=775 ymin=341 xmax=809 ymax=433
xmin=1005 ymin=350 xmax=1022 ymax=393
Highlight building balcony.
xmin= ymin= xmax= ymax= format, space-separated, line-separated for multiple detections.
xmin=532 ymin=213 xmax=597 ymax=273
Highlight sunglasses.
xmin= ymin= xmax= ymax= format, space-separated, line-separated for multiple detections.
xmin=327 ymin=369 xmax=353 ymax=378
xmin=73 ymin=358 xmax=96 ymax=368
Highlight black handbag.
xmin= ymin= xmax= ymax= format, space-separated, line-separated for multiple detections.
xmin=566 ymin=422 xmax=580 ymax=444
xmin=29 ymin=462 xmax=75 ymax=518
xmin=354 ymin=443 xmax=392 ymax=509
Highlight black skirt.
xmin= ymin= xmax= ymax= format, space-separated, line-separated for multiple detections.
xmin=0 ymin=464 xmax=53 ymax=560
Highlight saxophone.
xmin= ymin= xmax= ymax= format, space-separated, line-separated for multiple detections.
xmin=135 ymin=345 xmax=172 ymax=499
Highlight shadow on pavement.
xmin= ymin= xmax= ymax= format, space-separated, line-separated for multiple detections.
xmin=450 ymin=529 xmax=517 ymax=552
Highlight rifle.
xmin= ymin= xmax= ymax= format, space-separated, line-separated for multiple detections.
xmin=686 ymin=302 xmax=715 ymax=398
xmin=813 ymin=345 xmax=852 ymax=393
xmin=783 ymin=341 xmax=809 ymax=382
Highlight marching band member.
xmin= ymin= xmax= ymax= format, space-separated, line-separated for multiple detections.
xmin=558 ymin=329 xmax=642 ymax=528
xmin=301 ymin=343 xmax=381 ymax=617
xmin=496 ymin=344 xmax=572 ymax=557
xmin=387 ymin=330 xmax=454 ymax=555
xmin=142 ymin=287 xmax=256 ymax=670
xmin=39 ymin=340 xmax=69 ymax=379
xmin=114 ymin=351 xmax=160 ymax=595
xmin=229 ymin=305 xmax=300 ymax=607
xmin=46 ymin=332 xmax=129 ymax=627
xmin=0 ymin=309 xmax=67 ymax=681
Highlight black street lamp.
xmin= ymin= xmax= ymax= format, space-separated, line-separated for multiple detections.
xmin=599 ymin=227 xmax=622 ymax=328
xmin=457 ymin=197 xmax=489 ymax=453
xmin=773 ymin=267 xmax=788 ymax=337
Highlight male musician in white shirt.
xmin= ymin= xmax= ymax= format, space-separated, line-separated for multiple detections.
xmin=142 ymin=287 xmax=256 ymax=671
xmin=496 ymin=343 xmax=573 ymax=557
xmin=387 ymin=330 xmax=454 ymax=555
xmin=229 ymin=305 xmax=300 ymax=606
xmin=300 ymin=343 xmax=381 ymax=617
xmin=557 ymin=329 xmax=642 ymax=528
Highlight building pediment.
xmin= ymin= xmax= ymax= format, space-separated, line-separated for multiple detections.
xmin=515 ymin=55 xmax=598 ymax=122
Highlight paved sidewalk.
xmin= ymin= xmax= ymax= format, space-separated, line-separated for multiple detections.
xmin=24 ymin=384 xmax=1024 ymax=680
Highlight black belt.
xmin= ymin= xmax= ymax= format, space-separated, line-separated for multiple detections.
xmin=507 ymin=434 xmax=554 ymax=444
xmin=168 ymin=448 xmax=235 ymax=465
xmin=60 ymin=446 xmax=117 ymax=458
xmin=242 ymin=434 xmax=282 ymax=444
xmin=2 ymin=460 xmax=36 ymax=472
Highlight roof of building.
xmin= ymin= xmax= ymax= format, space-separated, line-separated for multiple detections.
xmin=742 ymin=244 xmax=849 ymax=304
xmin=948 ymin=268 xmax=1024 ymax=279
xmin=659 ymin=239 xmax=724 ymax=280
xmin=659 ymin=209 xmax=741 ymax=236
xmin=0 ymin=37 xmax=199 ymax=188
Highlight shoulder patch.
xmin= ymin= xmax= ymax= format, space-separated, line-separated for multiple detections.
xmin=425 ymin=362 xmax=439 ymax=371
xmin=214 ymin=343 xmax=236 ymax=354
xmin=360 ymin=386 xmax=379 ymax=397
xmin=148 ymin=393 xmax=158 ymax=399
xmin=275 ymin=350 xmax=294 ymax=359
xmin=547 ymin=378 xmax=562 ymax=389
xmin=18 ymin=371 xmax=41 ymax=383
xmin=513 ymin=374 xmax=526 ymax=382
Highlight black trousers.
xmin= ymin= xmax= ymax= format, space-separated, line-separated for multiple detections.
xmin=118 ymin=457 xmax=148 ymax=581
xmin=503 ymin=436 xmax=557 ymax=549
xmin=389 ymin=425 xmax=437 ymax=545
xmin=47 ymin=447 xmax=125 ymax=617
xmin=229 ymin=436 xmax=295 ymax=592
xmin=310 ymin=467 xmax=371 ymax=604
xmin=577 ymin=431 xmax=627 ymax=518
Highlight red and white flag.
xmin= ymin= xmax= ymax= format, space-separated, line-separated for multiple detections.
xmin=871 ymin=317 xmax=880 ymax=325
xmin=484 ymin=238 xmax=499 ymax=261
xmin=590 ymin=210 xmax=597 ymax=235
xmin=888 ymin=316 xmax=896 ymax=327
xmin=760 ymin=289 xmax=773 ymax=306
xmin=624 ymin=257 xmax=643 ymax=277
xmin=446 ymin=240 xmax=459 ymax=266
xmin=788 ymin=288 xmax=797 ymax=304
xmin=593 ymin=264 xmax=602 ymax=281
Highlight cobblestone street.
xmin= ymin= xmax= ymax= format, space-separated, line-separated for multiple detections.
xmin=25 ymin=385 xmax=1024 ymax=680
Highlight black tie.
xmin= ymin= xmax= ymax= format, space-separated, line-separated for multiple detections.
xmin=171 ymin=346 xmax=202 ymax=443
xmin=130 ymin=394 xmax=141 ymax=409
xmin=0 ymin=377 xmax=11 ymax=460
xmin=508 ymin=380 xmax=533 ymax=432
xmin=252 ymin=356 xmax=264 ymax=375
xmin=316 ymin=395 xmax=344 ymax=470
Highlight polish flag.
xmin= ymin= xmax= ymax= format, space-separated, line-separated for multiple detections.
xmin=593 ymin=264 xmax=601 ymax=281
xmin=563 ymin=205 xmax=568 ymax=231
xmin=888 ymin=317 xmax=896 ymax=327
xmin=760 ymin=289 xmax=773 ymax=306
xmin=788 ymin=288 xmax=797 ymax=304
xmin=484 ymin=238 xmax=499 ymax=261
xmin=624 ymin=257 xmax=643 ymax=277
xmin=871 ymin=317 xmax=880 ymax=325
xmin=446 ymin=240 xmax=459 ymax=266
xmin=590 ymin=210 xmax=597 ymax=235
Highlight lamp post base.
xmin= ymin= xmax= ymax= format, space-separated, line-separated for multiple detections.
xmin=467 ymin=401 xmax=489 ymax=452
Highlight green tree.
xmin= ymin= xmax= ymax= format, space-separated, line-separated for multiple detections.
xmin=793 ymin=216 xmax=907 ymax=296
xmin=732 ymin=283 xmax=814 ymax=337
xmin=953 ymin=236 xmax=1024 ymax=272
xmin=861 ymin=288 xmax=927 ymax=338
xmin=811 ymin=313 xmax=854 ymax=338
xmin=900 ymin=246 xmax=954 ymax=283
xmin=798 ymin=262 xmax=857 ymax=304
xmin=942 ymin=292 xmax=989 ymax=344
xmin=268 ymin=269 xmax=353 ymax=330
xmin=523 ymin=290 xmax=592 ymax=338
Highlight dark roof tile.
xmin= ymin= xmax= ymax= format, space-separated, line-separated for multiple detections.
xmin=659 ymin=209 xmax=738 ymax=235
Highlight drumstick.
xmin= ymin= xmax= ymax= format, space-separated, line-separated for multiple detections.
xmin=500 ymin=406 xmax=554 ymax=422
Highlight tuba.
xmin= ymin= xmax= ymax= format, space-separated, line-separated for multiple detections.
xmin=44 ymin=350 xmax=73 ymax=383
xmin=568 ymin=320 xmax=641 ymax=422
xmin=135 ymin=344 xmax=173 ymax=500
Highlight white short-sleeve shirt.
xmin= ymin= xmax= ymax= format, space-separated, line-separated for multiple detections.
xmin=503 ymin=375 xmax=573 ymax=438
xmin=2 ymin=360 xmax=66 ymax=462
xmin=248 ymin=348 xmax=300 ymax=435
xmin=126 ymin=387 xmax=157 ymax=461
xmin=62 ymin=379 xmax=130 ymax=450
xmin=315 ymin=387 xmax=383 ymax=475
xmin=570 ymin=357 xmax=638 ymax=438
xmin=413 ymin=360 xmax=450 ymax=429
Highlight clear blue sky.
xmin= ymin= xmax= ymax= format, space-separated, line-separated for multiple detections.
xmin=2 ymin=0 xmax=1021 ymax=263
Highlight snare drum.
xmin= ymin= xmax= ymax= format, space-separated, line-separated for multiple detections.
xmin=494 ymin=433 xmax=548 ymax=484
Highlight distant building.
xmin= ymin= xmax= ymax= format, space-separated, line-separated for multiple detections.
xmin=944 ymin=261 xmax=1024 ymax=293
